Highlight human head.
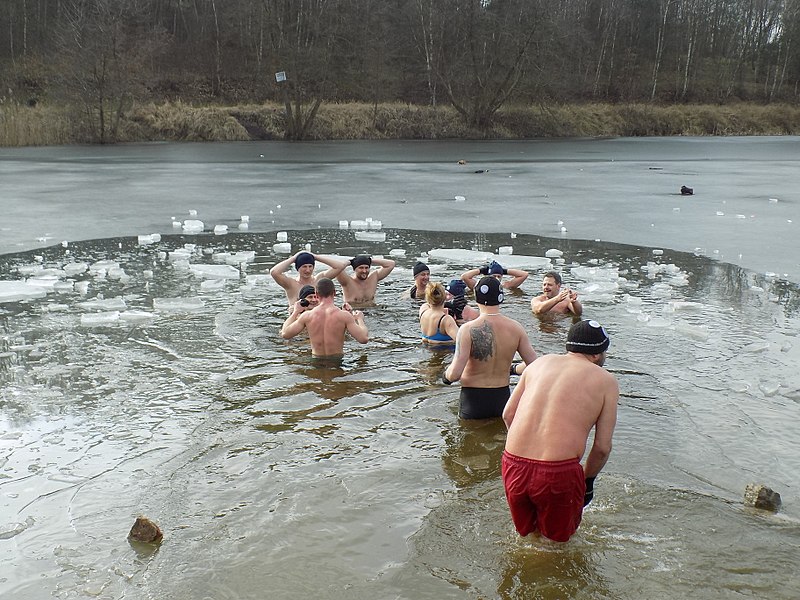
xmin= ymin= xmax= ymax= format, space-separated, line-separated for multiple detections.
xmin=295 ymin=252 xmax=316 ymax=277
xmin=351 ymin=255 xmax=372 ymax=280
xmin=298 ymin=284 xmax=317 ymax=307
xmin=488 ymin=260 xmax=504 ymax=278
xmin=425 ymin=282 xmax=447 ymax=307
xmin=475 ymin=276 xmax=504 ymax=306
xmin=413 ymin=261 xmax=430 ymax=287
xmin=315 ymin=277 xmax=335 ymax=299
xmin=445 ymin=279 xmax=467 ymax=298
xmin=542 ymin=270 xmax=562 ymax=298
xmin=566 ymin=319 xmax=610 ymax=364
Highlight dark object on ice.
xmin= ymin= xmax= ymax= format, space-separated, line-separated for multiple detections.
xmin=128 ymin=516 xmax=163 ymax=543
xmin=474 ymin=169 xmax=489 ymax=174
xmin=744 ymin=483 xmax=782 ymax=512
xmin=681 ymin=185 xmax=694 ymax=195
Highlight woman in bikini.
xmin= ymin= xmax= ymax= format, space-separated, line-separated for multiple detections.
xmin=419 ymin=282 xmax=459 ymax=346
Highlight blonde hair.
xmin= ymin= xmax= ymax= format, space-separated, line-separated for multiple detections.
xmin=425 ymin=282 xmax=446 ymax=307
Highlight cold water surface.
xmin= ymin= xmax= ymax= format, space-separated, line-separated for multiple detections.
xmin=1 ymin=228 xmax=799 ymax=599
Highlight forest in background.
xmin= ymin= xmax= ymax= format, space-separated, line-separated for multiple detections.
xmin=1 ymin=0 xmax=799 ymax=145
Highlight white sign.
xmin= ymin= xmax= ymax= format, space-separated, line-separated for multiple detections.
xmin=275 ymin=71 xmax=286 ymax=82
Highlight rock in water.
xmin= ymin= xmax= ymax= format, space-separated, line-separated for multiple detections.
xmin=128 ymin=516 xmax=163 ymax=543
xmin=680 ymin=185 xmax=694 ymax=195
xmin=743 ymin=483 xmax=782 ymax=512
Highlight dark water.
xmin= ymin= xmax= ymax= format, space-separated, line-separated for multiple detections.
xmin=1 ymin=227 xmax=799 ymax=599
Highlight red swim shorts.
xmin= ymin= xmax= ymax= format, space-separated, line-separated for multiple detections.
xmin=501 ymin=451 xmax=586 ymax=542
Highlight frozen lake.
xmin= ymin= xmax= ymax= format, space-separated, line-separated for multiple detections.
xmin=1 ymin=138 xmax=799 ymax=599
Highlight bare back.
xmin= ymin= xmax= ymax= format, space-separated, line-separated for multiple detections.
xmin=504 ymin=353 xmax=618 ymax=462
xmin=457 ymin=315 xmax=536 ymax=388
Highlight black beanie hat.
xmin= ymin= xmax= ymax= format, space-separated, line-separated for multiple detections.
xmin=475 ymin=276 xmax=504 ymax=306
xmin=413 ymin=261 xmax=429 ymax=277
xmin=566 ymin=320 xmax=610 ymax=354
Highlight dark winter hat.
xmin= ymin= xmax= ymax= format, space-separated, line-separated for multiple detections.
xmin=413 ymin=261 xmax=430 ymax=277
xmin=298 ymin=285 xmax=316 ymax=300
xmin=445 ymin=279 xmax=467 ymax=297
xmin=566 ymin=320 xmax=610 ymax=354
xmin=351 ymin=255 xmax=372 ymax=268
xmin=295 ymin=252 xmax=315 ymax=269
xmin=488 ymin=260 xmax=504 ymax=276
xmin=475 ymin=276 xmax=503 ymax=306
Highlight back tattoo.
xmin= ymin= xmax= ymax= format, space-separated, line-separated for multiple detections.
xmin=470 ymin=321 xmax=495 ymax=361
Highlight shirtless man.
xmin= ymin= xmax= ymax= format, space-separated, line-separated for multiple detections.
xmin=407 ymin=261 xmax=430 ymax=300
xmin=461 ymin=260 xmax=528 ymax=291
xmin=280 ymin=278 xmax=368 ymax=357
xmin=502 ymin=319 xmax=618 ymax=542
xmin=336 ymin=254 xmax=396 ymax=305
xmin=442 ymin=276 xmax=538 ymax=419
xmin=531 ymin=271 xmax=582 ymax=316
xmin=270 ymin=251 xmax=348 ymax=306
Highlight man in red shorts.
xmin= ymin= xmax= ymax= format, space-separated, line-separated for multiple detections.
xmin=502 ymin=319 xmax=618 ymax=542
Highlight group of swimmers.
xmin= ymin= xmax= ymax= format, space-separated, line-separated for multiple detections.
xmin=272 ymin=250 xmax=618 ymax=544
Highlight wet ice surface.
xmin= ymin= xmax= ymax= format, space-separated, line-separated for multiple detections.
xmin=1 ymin=136 xmax=799 ymax=282
xmin=1 ymin=228 xmax=800 ymax=599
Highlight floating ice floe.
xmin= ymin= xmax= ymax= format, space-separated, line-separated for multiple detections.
xmin=497 ymin=246 xmax=513 ymax=255
xmin=427 ymin=248 xmax=551 ymax=269
xmin=571 ymin=266 xmax=619 ymax=281
xmin=138 ymin=234 xmax=161 ymax=245
xmin=118 ymin=310 xmax=156 ymax=324
xmin=454 ymin=195 xmax=466 ymax=202
xmin=78 ymin=297 xmax=127 ymax=311
xmin=183 ymin=219 xmax=204 ymax=234
xmin=652 ymin=249 xmax=663 ymax=256
xmin=200 ymin=279 xmax=227 ymax=291
xmin=238 ymin=222 xmax=249 ymax=231
xmin=241 ymin=215 xmax=249 ymax=222
xmin=273 ymin=242 xmax=292 ymax=253
xmin=64 ymin=262 xmax=88 ymax=276
xmin=545 ymin=249 xmax=563 ymax=258
xmin=26 ymin=275 xmax=60 ymax=290
xmin=277 ymin=231 xmax=288 ymax=242
xmin=189 ymin=264 xmax=240 ymax=280
xmin=0 ymin=281 xmax=48 ymax=303
xmin=673 ymin=322 xmax=709 ymax=341
xmin=354 ymin=231 xmax=386 ymax=242
xmin=389 ymin=249 xmax=406 ymax=257
xmin=153 ymin=297 xmax=205 ymax=312
xmin=339 ymin=220 xmax=349 ymax=229
xmin=213 ymin=225 xmax=228 ymax=235
xmin=80 ymin=311 xmax=120 ymax=327
xmin=216 ymin=251 xmax=255 ymax=266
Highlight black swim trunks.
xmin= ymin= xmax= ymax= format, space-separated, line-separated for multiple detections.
xmin=459 ymin=386 xmax=511 ymax=419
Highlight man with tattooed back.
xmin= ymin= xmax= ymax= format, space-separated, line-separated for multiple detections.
xmin=442 ymin=277 xmax=538 ymax=419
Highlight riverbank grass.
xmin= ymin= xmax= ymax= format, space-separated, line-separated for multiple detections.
xmin=2 ymin=101 xmax=799 ymax=146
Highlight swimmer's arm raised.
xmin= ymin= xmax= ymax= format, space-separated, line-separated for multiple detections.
xmin=459 ymin=268 xmax=481 ymax=290
xmin=371 ymin=257 xmax=396 ymax=281
xmin=270 ymin=252 xmax=300 ymax=289
xmin=315 ymin=254 xmax=349 ymax=280
xmin=503 ymin=268 xmax=529 ymax=289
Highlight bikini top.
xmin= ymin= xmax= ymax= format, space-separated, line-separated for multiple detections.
xmin=422 ymin=314 xmax=453 ymax=343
